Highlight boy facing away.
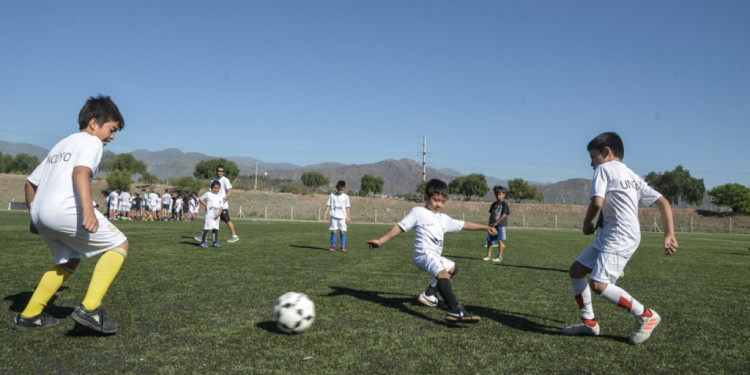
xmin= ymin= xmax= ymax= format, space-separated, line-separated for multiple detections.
xmin=367 ymin=179 xmax=497 ymax=322
xmin=484 ymin=185 xmax=510 ymax=262
xmin=13 ymin=95 xmax=128 ymax=334
xmin=323 ymin=180 xmax=350 ymax=252
xmin=562 ymin=132 xmax=678 ymax=344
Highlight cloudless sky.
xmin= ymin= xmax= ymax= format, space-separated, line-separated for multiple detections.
xmin=1 ymin=0 xmax=748 ymax=188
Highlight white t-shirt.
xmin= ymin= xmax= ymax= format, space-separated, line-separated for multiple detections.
xmin=326 ymin=192 xmax=350 ymax=219
xmin=590 ymin=160 xmax=662 ymax=256
xmin=213 ymin=176 xmax=232 ymax=209
xmin=162 ymin=192 xmax=172 ymax=206
xmin=397 ymin=206 xmax=465 ymax=261
xmin=107 ymin=191 xmax=119 ymax=210
xmin=28 ymin=132 xmax=102 ymax=215
xmin=149 ymin=193 xmax=160 ymax=209
xmin=119 ymin=191 xmax=131 ymax=209
xmin=200 ymin=191 xmax=223 ymax=230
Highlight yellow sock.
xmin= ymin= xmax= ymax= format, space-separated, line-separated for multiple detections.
xmin=82 ymin=248 xmax=126 ymax=311
xmin=22 ymin=265 xmax=72 ymax=318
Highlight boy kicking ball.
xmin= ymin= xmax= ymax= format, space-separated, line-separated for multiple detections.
xmin=562 ymin=132 xmax=677 ymax=344
xmin=367 ymin=179 xmax=496 ymax=323
xmin=13 ymin=95 xmax=128 ymax=334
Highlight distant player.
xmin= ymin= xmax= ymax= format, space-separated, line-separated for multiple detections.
xmin=161 ymin=189 xmax=172 ymax=221
xmin=119 ymin=190 xmax=131 ymax=220
xmin=199 ymin=180 xmax=223 ymax=248
xmin=367 ymin=179 xmax=496 ymax=323
xmin=562 ymin=132 xmax=678 ymax=344
xmin=484 ymin=185 xmax=509 ymax=262
xmin=323 ymin=180 xmax=350 ymax=252
xmin=194 ymin=165 xmax=239 ymax=242
xmin=107 ymin=188 xmax=119 ymax=219
xmin=13 ymin=95 xmax=128 ymax=334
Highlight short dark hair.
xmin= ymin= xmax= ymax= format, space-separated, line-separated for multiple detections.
xmin=216 ymin=165 xmax=225 ymax=172
xmin=210 ymin=180 xmax=221 ymax=189
xmin=336 ymin=180 xmax=346 ymax=189
xmin=587 ymin=132 xmax=624 ymax=159
xmin=425 ymin=179 xmax=449 ymax=198
xmin=493 ymin=185 xmax=505 ymax=195
xmin=78 ymin=95 xmax=124 ymax=130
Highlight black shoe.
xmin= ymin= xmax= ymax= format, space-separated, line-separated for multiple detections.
xmin=71 ymin=305 xmax=117 ymax=334
xmin=12 ymin=313 xmax=59 ymax=331
xmin=445 ymin=305 xmax=481 ymax=323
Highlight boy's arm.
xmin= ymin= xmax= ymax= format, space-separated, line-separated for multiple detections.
xmin=463 ymin=221 xmax=498 ymax=236
xmin=25 ymin=180 xmax=39 ymax=234
xmin=73 ymin=166 xmax=98 ymax=233
xmin=583 ymin=196 xmax=603 ymax=235
xmin=654 ymin=196 xmax=678 ymax=255
xmin=323 ymin=205 xmax=330 ymax=220
xmin=367 ymin=224 xmax=404 ymax=249
xmin=345 ymin=207 xmax=351 ymax=223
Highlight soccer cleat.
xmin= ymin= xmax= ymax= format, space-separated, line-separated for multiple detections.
xmin=562 ymin=320 xmax=600 ymax=336
xmin=227 ymin=235 xmax=239 ymax=243
xmin=417 ymin=292 xmax=438 ymax=308
xmin=328 ymin=247 xmax=335 ymax=252
xmin=445 ymin=305 xmax=480 ymax=323
xmin=193 ymin=236 xmax=202 ymax=242
xmin=71 ymin=305 xmax=117 ymax=334
xmin=12 ymin=313 xmax=59 ymax=331
xmin=213 ymin=242 xmax=221 ymax=248
xmin=341 ymin=247 xmax=347 ymax=252
xmin=492 ymin=257 xmax=503 ymax=263
xmin=482 ymin=256 xmax=491 ymax=261
xmin=630 ymin=309 xmax=661 ymax=345
xmin=201 ymin=243 xmax=209 ymax=248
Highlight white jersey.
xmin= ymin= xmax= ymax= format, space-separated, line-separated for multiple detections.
xmin=149 ymin=193 xmax=160 ymax=209
xmin=213 ymin=176 xmax=232 ymax=209
xmin=200 ymin=191 xmax=223 ymax=230
xmin=326 ymin=192 xmax=350 ymax=219
xmin=398 ymin=206 xmax=464 ymax=261
xmin=590 ymin=160 xmax=662 ymax=257
xmin=174 ymin=197 xmax=183 ymax=212
xmin=162 ymin=193 xmax=172 ymax=206
xmin=119 ymin=191 xmax=131 ymax=210
xmin=107 ymin=191 xmax=119 ymax=210
xmin=189 ymin=196 xmax=198 ymax=214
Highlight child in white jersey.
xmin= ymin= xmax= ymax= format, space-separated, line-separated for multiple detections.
xmin=199 ymin=181 xmax=223 ymax=248
xmin=323 ymin=180 xmax=350 ymax=252
xmin=13 ymin=95 xmax=127 ymax=334
xmin=367 ymin=179 xmax=497 ymax=323
xmin=562 ymin=132 xmax=678 ymax=344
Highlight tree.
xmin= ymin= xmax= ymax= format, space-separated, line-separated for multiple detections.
xmin=507 ymin=178 xmax=543 ymax=203
xmin=106 ymin=169 xmax=132 ymax=191
xmin=644 ymin=165 xmax=705 ymax=206
xmin=5 ymin=153 xmax=39 ymax=174
xmin=139 ymin=172 xmax=159 ymax=184
xmin=360 ymin=174 xmax=385 ymax=197
xmin=300 ymin=172 xmax=329 ymax=193
xmin=708 ymin=183 xmax=750 ymax=214
xmin=112 ymin=153 xmax=147 ymax=175
xmin=194 ymin=158 xmax=239 ymax=180
xmin=415 ymin=181 xmax=427 ymax=196
xmin=449 ymin=174 xmax=489 ymax=201
xmin=98 ymin=150 xmax=116 ymax=175
xmin=172 ymin=176 xmax=204 ymax=194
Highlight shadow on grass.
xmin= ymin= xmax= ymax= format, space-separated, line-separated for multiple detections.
xmin=448 ymin=254 xmax=569 ymax=273
xmin=289 ymin=244 xmax=333 ymax=252
xmin=65 ymin=323 xmax=117 ymax=337
xmin=4 ymin=288 xmax=75 ymax=319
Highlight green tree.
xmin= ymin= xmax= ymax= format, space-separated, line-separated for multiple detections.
xmin=5 ymin=153 xmax=39 ymax=174
xmin=415 ymin=181 xmax=427 ymax=196
xmin=644 ymin=165 xmax=705 ymax=206
xmin=113 ymin=153 xmax=147 ymax=175
xmin=139 ymin=172 xmax=159 ymax=184
xmin=360 ymin=174 xmax=385 ymax=197
xmin=194 ymin=158 xmax=239 ymax=180
xmin=171 ymin=176 xmax=204 ymax=194
xmin=98 ymin=150 xmax=116 ymax=175
xmin=449 ymin=174 xmax=489 ymax=201
xmin=708 ymin=183 xmax=750 ymax=214
xmin=106 ymin=169 xmax=132 ymax=191
xmin=507 ymin=178 xmax=544 ymax=203
xmin=300 ymin=172 xmax=329 ymax=193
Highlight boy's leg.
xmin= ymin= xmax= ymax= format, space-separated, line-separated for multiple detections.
xmin=439 ymin=277 xmax=480 ymax=322
xmin=562 ymin=260 xmax=600 ymax=336
xmin=418 ymin=278 xmax=439 ymax=307
xmin=81 ymin=247 xmax=127 ymax=311
xmin=21 ymin=264 xmax=75 ymax=318
xmin=340 ymin=231 xmax=346 ymax=251
xmin=598 ymin=283 xmax=661 ymax=344
xmin=329 ymin=231 xmax=336 ymax=251
xmin=498 ymin=241 xmax=506 ymax=259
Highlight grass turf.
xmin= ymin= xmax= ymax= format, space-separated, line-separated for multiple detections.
xmin=1 ymin=211 xmax=749 ymax=374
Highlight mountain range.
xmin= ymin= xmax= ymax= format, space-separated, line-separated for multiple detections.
xmin=1 ymin=140 xmax=590 ymax=203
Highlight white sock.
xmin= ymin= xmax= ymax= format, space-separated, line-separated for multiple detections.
xmin=570 ymin=277 xmax=594 ymax=320
xmin=600 ymin=284 xmax=645 ymax=317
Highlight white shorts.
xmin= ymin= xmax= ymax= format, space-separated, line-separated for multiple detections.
xmin=204 ymin=216 xmax=220 ymax=230
xmin=413 ymin=253 xmax=456 ymax=279
xmin=32 ymin=208 xmax=127 ymax=265
xmin=576 ymin=245 xmax=629 ymax=285
xmin=121 ymin=203 xmax=131 ymax=212
xmin=329 ymin=217 xmax=347 ymax=231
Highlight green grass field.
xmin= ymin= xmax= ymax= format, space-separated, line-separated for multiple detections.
xmin=2 ymin=211 xmax=749 ymax=374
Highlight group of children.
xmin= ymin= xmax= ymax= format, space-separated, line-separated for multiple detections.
xmin=13 ymin=95 xmax=677 ymax=346
xmin=105 ymin=188 xmax=201 ymax=222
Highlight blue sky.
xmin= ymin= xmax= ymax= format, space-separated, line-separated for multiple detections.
xmin=1 ymin=0 xmax=748 ymax=188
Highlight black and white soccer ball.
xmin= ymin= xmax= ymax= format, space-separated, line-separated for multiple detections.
xmin=272 ymin=292 xmax=315 ymax=334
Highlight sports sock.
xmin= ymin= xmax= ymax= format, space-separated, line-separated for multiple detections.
xmin=202 ymin=230 xmax=208 ymax=243
xmin=212 ymin=229 xmax=218 ymax=243
xmin=82 ymin=249 xmax=126 ymax=311
xmin=436 ymin=278 xmax=459 ymax=311
xmin=340 ymin=232 xmax=346 ymax=248
xmin=570 ymin=277 xmax=595 ymax=320
xmin=600 ymin=284 xmax=645 ymax=317
xmin=22 ymin=265 xmax=72 ymax=318
xmin=330 ymin=232 xmax=336 ymax=248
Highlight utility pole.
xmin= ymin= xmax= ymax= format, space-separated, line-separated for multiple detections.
xmin=254 ymin=158 xmax=258 ymax=190
xmin=422 ymin=136 xmax=427 ymax=182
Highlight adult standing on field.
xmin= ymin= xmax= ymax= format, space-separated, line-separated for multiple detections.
xmin=194 ymin=165 xmax=239 ymax=243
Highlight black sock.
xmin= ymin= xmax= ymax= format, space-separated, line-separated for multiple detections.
xmin=437 ymin=278 xmax=458 ymax=311
xmin=425 ymin=284 xmax=438 ymax=297
xmin=202 ymin=230 xmax=208 ymax=243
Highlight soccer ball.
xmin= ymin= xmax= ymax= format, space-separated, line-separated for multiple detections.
xmin=272 ymin=292 xmax=315 ymax=334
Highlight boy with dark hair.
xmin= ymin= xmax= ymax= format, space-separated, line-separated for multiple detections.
xmin=367 ymin=179 xmax=497 ymax=322
xmin=562 ymin=131 xmax=678 ymax=344
xmin=323 ymin=180 xmax=350 ymax=252
xmin=484 ymin=185 xmax=510 ymax=262
xmin=14 ymin=95 xmax=128 ymax=334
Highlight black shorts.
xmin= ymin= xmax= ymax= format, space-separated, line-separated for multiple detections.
xmin=220 ymin=209 xmax=231 ymax=223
